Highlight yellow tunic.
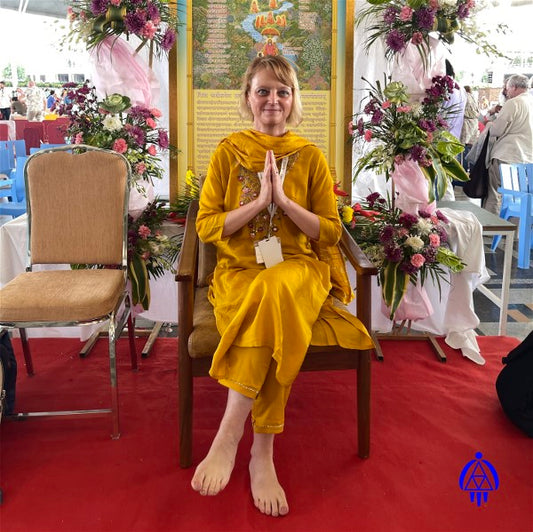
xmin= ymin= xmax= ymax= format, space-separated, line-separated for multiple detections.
xmin=196 ymin=129 xmax=373 ymax=387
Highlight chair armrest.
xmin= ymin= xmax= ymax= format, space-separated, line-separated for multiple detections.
xmin=339 ymin=226 xmax=378 ymax=277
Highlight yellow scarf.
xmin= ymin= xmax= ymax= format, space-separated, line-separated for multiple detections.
xmin=221 ymin=129 xmax=314 ymax=172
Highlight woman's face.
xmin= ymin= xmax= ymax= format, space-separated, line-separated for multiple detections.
xmin=247 ymin=68 xmax=293 ymax=136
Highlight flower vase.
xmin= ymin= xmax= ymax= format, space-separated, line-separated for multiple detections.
xmin=381 ymin=279 xmax=434 ymax=323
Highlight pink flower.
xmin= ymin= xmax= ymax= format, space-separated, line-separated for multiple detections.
xmin=147 ymin=145 xmax=157 ymax=156
xmin=394 ymin=154 xmax=405 ymax=166
xmin=142 ymin=21 xmax=157 ymax=39
xmin=150 ymin=108 xmax=162 ymax=118
xmin=110 ymin=0 xmax=121 ymax=6
xmin=397 ymin=105 xmax=412 ymax=113
xmin=411 ymin=254 xmax=426 ymax=268
xmin=135 ymin=162 xmax=147 ymax=175
xmin=382 ymin=100 xmax=391 ymax=109
xmin=138 ymin=225 xmax=151 ymax=239
xmin=411 ymin=32 xmax=424 ymax=45
xmin=399 ymin=6 xmax=413 ymax=21
xmin=141 ymin=251 xmax=151 ymax=260
xmin=74 ymin=132 xmax=83 ymax=144
xmin=429 ymin=0 xmax=439 ymax=8
xmin=429 ymin=233 xmax=440 ymax=247
xmin=113 ymin=138 xmax=128 ymax=153
xmin=146 ymin=117 xmax=156 ymax=129
xmin=364 ymin=129 xmax=373 ymax=142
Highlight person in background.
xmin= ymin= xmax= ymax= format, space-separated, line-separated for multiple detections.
xmin=192 ymin=55 xmax=373 ymax=517
xmin=46 ymin=90 xmax=58 ymax=111
xmin=10 ymin=96 xmax=27 ymax=116
xmin=460 ymin=86 xmax=481 ymax=170
xmin=485 ymin=74 xmax=533 ymax=215
xmin=25 ymin=80 xmax=46 ymax=121
xmin=0 ymin=81 xmax=12 ymax=120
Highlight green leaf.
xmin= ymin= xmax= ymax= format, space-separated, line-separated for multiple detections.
xmin=379 ymin=262 xmax=409 ymax=319
xmin=128 ymin=255 xmax=151 ymax=310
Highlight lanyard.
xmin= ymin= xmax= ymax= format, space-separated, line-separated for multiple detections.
xmin=258 ymin=156 xmax=288 ymax=237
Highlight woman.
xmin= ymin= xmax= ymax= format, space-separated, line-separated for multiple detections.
xmin=193 ymin=55 xmax=372 ymax=517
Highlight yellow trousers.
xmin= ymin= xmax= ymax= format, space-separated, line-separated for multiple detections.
xmin=217 ymin=345 xmax=291 ymax=434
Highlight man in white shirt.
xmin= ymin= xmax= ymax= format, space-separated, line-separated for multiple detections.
xmin=485 ymin=74 xmax=533 ymax=215
xmin=25 ymin=80 xmax=46 ymax=122
xmin=0 ymin=81 xmax=11 ymax=120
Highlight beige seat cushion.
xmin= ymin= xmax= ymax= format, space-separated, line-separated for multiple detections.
xmin=0 ymin=269 xmax=125 ymax=323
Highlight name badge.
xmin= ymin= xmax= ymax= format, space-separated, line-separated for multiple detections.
xmin=256 ymin=237 xmax=283 ymax=268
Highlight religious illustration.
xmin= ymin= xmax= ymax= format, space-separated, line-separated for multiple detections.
xmin=192 ymin=0 xmax=332 ymax=90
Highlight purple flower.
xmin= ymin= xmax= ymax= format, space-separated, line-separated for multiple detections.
xmin=398 ymin=212 xmax=418 ymax=229
xmin=415 ymin=8 xmax=435 ymax=31
xmin=400 ymin=262 xmax=418 ymax=274
xmin=436 ymin=226 xmax=448 ymax=243
xmin=418 ymin=119 xmax=436 ymax=132
xmin=380 ymin=225 xmax=395 ymax=243
xmin=366 ymin=192 xmax=381 ymax=207
xmin=128 ymin=125 xmax=145 ymax=147
xmin=357 ymin=118 xmax=365 ymax=135
xmin=423 ymin=247 xmax=437 ymax=263
xmin=409 ymin=144 xmax=427 ymax=164
xmin=458 ymin=4 xmax=470 ymax=19
xmin=158 ymin=129 xmax=169 ymax=149
xmin=371 ymin=109 xmax=384 ymax=124
xmin=418 ymin=210 xmax=432 ymax=218
xmin=90 ymin=0 xmax=108 ymax=16
xmin=146 ymin=2 xmax=161 ymax=21
xmin=385 ymin=29 xmax=407 ymax=52
xmin=129 ymin=105 xmax=152 ymax=119
xmin=435 ymin=210 xmax=449 ymax=224
xmin=125 ymin=11 xmax=146 ymax=34
xmin=383 ymin=7 xmax=399 ymax=24
xmin=161 ymin=28 xmax=176 ymax=51
xmin=385 ymin=245 xmax=403 ymax=262
xmin=363 ymin=98 xmax=379 ymax=115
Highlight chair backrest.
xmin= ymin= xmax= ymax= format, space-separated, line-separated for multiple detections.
xmin=0 ymin=123 xmax=8 ymax=141
xmin=500 ymin=163 xmax=533 ymax=209
xmin=25 ymin=146 xmax=130 ymax=266
xmin=23 ymin=128 xmax=42 ymax=154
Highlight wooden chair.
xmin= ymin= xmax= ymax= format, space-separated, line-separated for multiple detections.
xmin=176 ymin=200 xmax=377 ymax=468
xmin=0 ymin=145 xmax=137 ymax=438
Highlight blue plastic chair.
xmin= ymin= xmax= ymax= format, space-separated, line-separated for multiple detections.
xmin=491 ymin=163 xmax=533 ymax=269
xmin=0 ymin=156 xmax=27 ymax=218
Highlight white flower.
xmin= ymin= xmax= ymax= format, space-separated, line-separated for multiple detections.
xmin=102 ymin=114 xmax=123 ymax=132
xmin=405 ymin=235 xmax=425 ymax=251
xmin=416 ymin=218 xmax=434 ymax=235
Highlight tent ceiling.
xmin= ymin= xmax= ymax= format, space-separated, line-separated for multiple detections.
xmin=0 ymin=0 xmax=68 ymax=19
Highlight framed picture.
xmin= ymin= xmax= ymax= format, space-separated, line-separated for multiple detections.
xmin=169 ymin=0 xmax=354 ymax=195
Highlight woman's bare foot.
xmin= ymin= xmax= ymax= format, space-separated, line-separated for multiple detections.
xmin=191 ymin=389 xmax=252 ymax=496
xmin=191 ymin=433 xmax=240 ymax=496
xmin=249 ymin=435 xmax=289 ymax=517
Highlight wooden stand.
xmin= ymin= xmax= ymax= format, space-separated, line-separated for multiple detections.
xmin=371 ymin=320 xmax=447 ymax=363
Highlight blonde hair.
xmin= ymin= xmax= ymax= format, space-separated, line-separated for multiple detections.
xmin=238 ymin=55 xmax=303 ymax=127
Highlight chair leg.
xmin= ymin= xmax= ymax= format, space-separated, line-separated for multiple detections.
xmin=517 ymin=196 xmax=532 ymax=269
xmin=357 ymin=350 xmax=371 ymax=459
xmin=179 ymin=344 xmax=194 ymax=468
xmin=19 ymin=328 xmax=34 ymax=376
xmin=127 ymin=314 xmax=138 ymax=370
xmin=108 ymin=321 xmax=120 ymax=440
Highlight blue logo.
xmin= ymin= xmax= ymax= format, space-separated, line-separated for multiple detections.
xmin=459 ymin=452 xmax=499 ymax=507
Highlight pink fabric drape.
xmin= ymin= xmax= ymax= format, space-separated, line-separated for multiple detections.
xmin=90 ymin=37 xmax=159 ymax=108
xmin=392 ymin=159 xmax=436 ymax=215
xmin=381 ymin=280 xmax=434 ymax=322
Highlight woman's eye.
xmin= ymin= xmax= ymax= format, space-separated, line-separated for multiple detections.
xmin=257 ymin=89 xmax=268 ymax=96
xmin=278 ymin=90 xmax=291 ymax=97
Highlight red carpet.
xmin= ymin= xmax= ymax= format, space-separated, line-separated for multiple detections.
xmin=0 ymin=335 xmax=531 ymax=532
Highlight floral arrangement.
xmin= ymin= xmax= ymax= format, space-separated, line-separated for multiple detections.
xmin=337 ymin=190 xmax=465 ymax=319
xmin=350 ymin=76 xmax=468 ymax=202
xmin=59 ymin=82 xmax=171 ymax=191
xmin=65 ymin=0 xmax=180 ymax=59
xmin=167 ymin=169 xmax=200 ymax=224
xmin=127 ymin=199 xmax=182 ymax=309
xmin=357 ymin=0 xmax=507 ymax=64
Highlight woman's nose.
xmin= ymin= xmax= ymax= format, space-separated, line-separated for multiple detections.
xmin=268 ymin=91 xmax=278 ymax=104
